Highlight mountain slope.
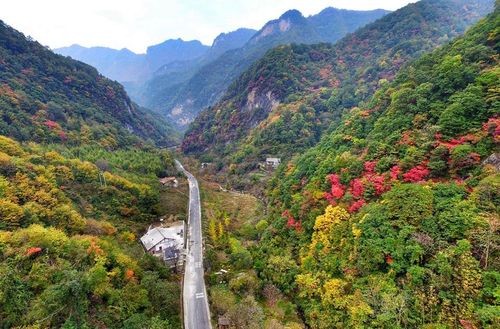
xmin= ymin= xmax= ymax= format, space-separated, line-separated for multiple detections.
xmin=207 ymin=28 xmax=258 ymax=59
xmin=182 ymin=0 xmax=494 ymax=189
xmin=253 ymin=6 xmax=498 ymax=328
xmin=310 ymin=7 xmax=390 ymax=43
xmin=56 ymin=38 xmax=209 ymax=84
xmin=54 ymin=45 xmax=149 ymax=82
xmin=143 ymin=7 xmax=390 ymax=126
xmin=0 ymin=135 xmax=182 ymax=328
xmin=0 ymin=20 xmax=178 ymax=147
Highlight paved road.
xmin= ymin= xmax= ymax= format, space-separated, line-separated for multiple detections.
xmin=175 ymin=160 xmax=212 ymax=329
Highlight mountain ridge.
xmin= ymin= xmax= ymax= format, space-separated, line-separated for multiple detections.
xmin=255 ymin=5 xmax=499 ymax=326
xmin=55 ymin=37 xmax=210 ymax=83
xmin=0 ymin=19 xmax=178 ymax=147
xmin=182 ymin=0 xmax=495 ymax=191
xmin=143 ymin=7 xmax=390 ymax=127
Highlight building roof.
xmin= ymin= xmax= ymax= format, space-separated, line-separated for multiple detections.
xmin=159 ymin=177 xmax=178 ymax=184
xmin=140 ymin=223 xmax=184 ymax=251
xmin=218 ymin=316 xmax=230 ymax=326
xmin=164 ymin=246 xmax=179 ymax=260
xmin=266 ymin=157 xmax=281 ymax=162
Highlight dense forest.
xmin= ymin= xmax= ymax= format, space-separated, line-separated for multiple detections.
xmin=243 ymin=5 xmax=499 ymax=328
xmin=0 ymin=16 xmax=182 ymax=329
xmin=0 ymin=136 xmax=181 ymax=328
xmin=0 ymin=20 xmax=179 ymax=147
xmin=1 ymin=0 xmax=499 ymax=328
xmin=183 ymin=0 xmax=494 ymax=191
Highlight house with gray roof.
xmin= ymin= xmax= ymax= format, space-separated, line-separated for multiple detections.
xmin=140 ymin=221 xmax=186 ymax=268
xmin=266 ymin=157 xmax=281 ymax=169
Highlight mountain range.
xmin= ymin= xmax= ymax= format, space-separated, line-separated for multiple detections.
xmin=141 ymin=7 xmax=390 ymax=127
xmin=182 ymin=0 xmax=495 ymax=191
xmin=56 ymin=8 xmax=390 ymax=127
xmin=55 ymin=38 xmax=210 ymax=83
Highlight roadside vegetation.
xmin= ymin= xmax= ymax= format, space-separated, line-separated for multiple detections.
xmin=199 ymin=179 xmax=305 ymax=328
xmin=0 ymin=137 xmax=182 ymax=328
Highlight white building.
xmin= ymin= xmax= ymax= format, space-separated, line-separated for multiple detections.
xmin=140 ymin=222 xmax=186 ymax=268
xmin=266 ymin=157 xmax=281 ymax=169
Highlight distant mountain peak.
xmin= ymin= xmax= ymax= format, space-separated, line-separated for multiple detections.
xmin=279 ymin=9 xmax=305 ymax=21
xmin=251 ymin=9 xmax=309 ymax=43
xmin=317 ymin=6 xmax=389 ymax=14
xmin=147 ymin=38 xmax=206 ymax=52
xmin=212 ymin=28 xmax=256 ymax=48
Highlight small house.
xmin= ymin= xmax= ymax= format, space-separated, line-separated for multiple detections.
xmin=201 ymin=162 xmax=212 ymax=169
xmin=159 ymin=176 xmax=178 ymax=188
xmin=218 ymin=316 xmax=230 ymax=329
xmin=140 ymin=222 xmax=186 ymax=268
xmin=266 ymin=157 xmax=281 ymax=169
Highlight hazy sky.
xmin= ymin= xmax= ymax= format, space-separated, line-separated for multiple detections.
xmin=1 ymin=0 xmax=416 ymax=53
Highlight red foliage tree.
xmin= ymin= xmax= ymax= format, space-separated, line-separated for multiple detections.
xmin=351 ymin=178 xmax=364 ymax=198
xmin=349 ymin=199 xmax=366 ymax=213
xmin=325 ymin=174 xmax=345 ymax=202
xmin=58 ymin=131 xmax=67 ymax=141
xmin=398 ymin=131 xmax=414 ymax=146
xmin=369 ymin=174 xmax=387 ymax=195
xmin=26 ymin=247 xmax=42 ymax=257
xmin=483 ymin=117 xmax=500 ymax=142
xmin=282 ymin=210 xmax=302 ymax=232
xmin=364 ymin=161 xmax=377 ymax=174
xmin=43 ymin=120 xmax=59 ymax=129
xmin=403 ymin=165 xmax=430 ymax=182
xmin=390 ymin=165 xmax=401 ymax=181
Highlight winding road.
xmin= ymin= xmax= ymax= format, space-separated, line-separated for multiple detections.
xmin=175 ymin=160 xmax=212 ymax=329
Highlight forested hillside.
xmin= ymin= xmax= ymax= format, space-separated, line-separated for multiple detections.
xmin=248 ymin=5 xmax=499 ymax=328
xmin=0 ymin=20 xmax=179 ymax=147
xmin=183 ymin=0 xmax=494 ymax=191
xmin=0 ymin=19 xmax=183 ymax=328
xmin=0 ymin=136 xmax=181 ymax=328
xmin=142 ymin=8 xmax=389 ymax=127
xmin=1 ymin=0 xmax=499 ymax=327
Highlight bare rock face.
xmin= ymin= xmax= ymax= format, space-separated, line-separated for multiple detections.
xmin=483 ymin=153 xmax=500 ymax=171
xmin=244 ymin=89 xmax=279 ymax=114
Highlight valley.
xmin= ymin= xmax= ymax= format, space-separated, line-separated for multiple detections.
xmin=175 ymin=160 xmax=211 ymax=329
xmin=0 ymin=0 xmax=499 ymax=328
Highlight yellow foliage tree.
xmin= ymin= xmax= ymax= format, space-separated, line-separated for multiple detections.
xmin=296 ymin=273 xmax=321 ymax=298
xmin=0 ymin=199 xmax=24 ymax=227
xmin=208 ymin=218 xmax=218 ymax=243
xmin=322 ymin=278 xmax=347 ymax=307
xmin=0 ymin=135 xmax=24 ymax=156
xmin=308 ymin=205 xmax=350 ymax=257
xmin=218 ymin=221 xmax=225 ymax=239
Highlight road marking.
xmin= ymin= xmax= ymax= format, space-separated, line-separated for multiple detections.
xmin=195 ymin=261 xmax=201 ymax=268
xmin=195 ymin=292 xmax=205 ymax=299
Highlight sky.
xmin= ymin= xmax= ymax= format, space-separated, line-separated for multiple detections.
xmin=1 ymin=0 xmax=416 ymax=53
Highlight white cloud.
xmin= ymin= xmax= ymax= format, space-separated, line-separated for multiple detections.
xmin=0 ymin=0 xmax=416 ymax=53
